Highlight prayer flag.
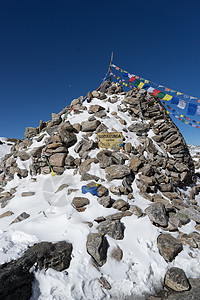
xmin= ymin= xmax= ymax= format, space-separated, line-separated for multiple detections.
xmin=163 ymin=94 xmax=172 ymax=101
xmin=197 ymin=105 xmax=200 ymax=116
xmin=177 ymin=100 xmax=186 ymax=109
xmin=129 ymin=77 xmax=135 ymax=83
xmin=157 ymin=92 xmax=166 ymax=99
xmin=165 ymin=88 xmax=171 ymax=92
xmin=138 ymin=82 xmax=145 ymax=89
xmin=145 ymin=80 xmax=149 ymax=83
xmin=171 ymin=97 xmax=179 ymax=105
xmin=177 ymin=92 xmax=183 ymax=96
xmin=186 ymin=103 xmax=197 ymax=115
xmin=152 ymin=89 xmax=161 ymax=97
xmin=147 ymin=87 xmax=155 ymax=93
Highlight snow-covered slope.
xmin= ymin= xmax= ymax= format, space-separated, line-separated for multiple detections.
xmin=0 ymin=87 xmax=200 ymax=300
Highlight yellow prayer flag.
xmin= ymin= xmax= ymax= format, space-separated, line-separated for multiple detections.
xmin=177 ymin=92 xmax=183 ymax=95
xmin=145 ymin=80 xmax=149 ymax=83
xmin=166 ymin=111 xmax=170 ymax=114
xmin=163 ymin=94 xmax=173 ymax=101
xmin=180 ymin=114 xmax=184 ymax=117
xmin=185 ymin=121 xmax=189 ymax=124
xmin=138 ymin=82 xmax=145 ymax=89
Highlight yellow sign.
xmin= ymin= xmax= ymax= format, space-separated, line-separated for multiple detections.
xmin=97 ymin=132 xmax=123 ymax=149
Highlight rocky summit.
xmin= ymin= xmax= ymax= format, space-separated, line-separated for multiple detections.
xmin=0 ymin=82 xmax=200 ymax=299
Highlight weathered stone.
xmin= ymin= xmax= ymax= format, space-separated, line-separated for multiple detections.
xmin=49 ymin=153 xmax=67 ymax=167
xmin=58 ymin=121 xmax=74 ymax=132
xmin=89 ymin=105 xmax=105 ymax=113
xmin=106 ymin=211 xmax=132 ymax=221
xmin=0 ymin=241 xmax=72 ymax=300
xmin=105 ymin=165 xmax=131 ymax=180
xmin=157 ymin=234 xmax=183 ymax=262
xmin=145 ymin=203 xmax=168 ymax=227
xmin=129 ymin=155 xmax=142 ymax=172
xmin=46 ymin=142 xmax=63 ymax=149
xmin=86 ymin=233 xmax=108 ymax=266
xmin=174 ymin=162 xmax=189 ymax=173
xmin=72 ymin=197 xmax=90 ymax=209
xmin=10 ymin=212 xmax=30 ymax=225
xmin=24 ymin=127 xmax=38 ymax=139
xmin=177 ymin=232 xmax=197 ymax=248
xmin=159 ymin=183 xmax=173 ymax=192
xmin=190 ymin=232 xmax=200 ymax=248
xmin=139 ymin=174 xmax=155 ymax=186
xmin=65 ymin=155 xmax=75 ymax=167
xmin=97 ymin=196 xmax=112 ymax=208
xmin=55 ymin=184 xmax=69 ymax=193
xmin=97 ymin=185 xmax=108 ymax=197
xmin=18 ymin=151 xmax=30 ymax=161
xmin=112 ymin=199 xmax=129 ymax=211
xmin=81 ymin=173 xmax=100 ymax=181
xmin=124 ymin=143 xmax=132 ymax=153
xmin=164 ymin=267 xmax=190 ymax=291
xmin=99 ymin=276 xmax=111 ymax=290
xmin=0 ymin=211 xmax=14 ymax=219
xmin=97 ymin=219 xmax=124 ymax=240
xmin=21 ymin=192 xmax=35 ymax=197
xmin=58 ymin=130 xmax=77 ymax=148
xmin=111 ymin=246 xmax=123 ymax=261
xmin=109 ymin=185 xmax=121 ymax=195
xmin=82 ymin=120 xmax=101 ymax=132
xmin=79 ymin=158 xmax=98 ymax=174
xmin=129 ymin=205 xmax=143 ymax=217
xmin=181 ymin=207 xmax=200 ymax=223
xmin=30 ymin=146 xmax=43 ymax=158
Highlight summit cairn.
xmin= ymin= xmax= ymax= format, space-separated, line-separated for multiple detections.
xmin=0 ymin=82 xmax=200 ymax=299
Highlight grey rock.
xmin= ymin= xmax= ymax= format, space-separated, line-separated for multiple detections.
xmin=81 ymin=172 xmax=100 ymax=181
xmin=58 ymin=130 xmax=77 ymax=148
xmin=21 ymin=192 xmax=35 ymax=197
xmin=0 ymin=241 xmax=72 ymax=300
xmin=97 ymin=185 xmax=108 ymax=197
xmin=24 ymin=127 xmax=38 ymax=139
xmin=10 ymin=212 xmax=30 ymax=225
xmin=181 ymin=207 xmax=200 ymax=223
xmin=49 ymin=153 xmax=67 ymax=167
xmin=97 ymin=196 xmax=112 ymax=208
xmin=99 ymin=276 xmax=111 ymax=290
xmin=111 ymin=246 xmax=123 ymax=261
xmin=82 ymin=120 xmax=101 ymax=132
xmin=55 ymin=184 xmax=69 ymax=193
xmin=72 ymin=197 xmax=90 ymax=209
xmin=145 ymin=203 xmax=168 ymax=227
xmin=129 ymin=205 xmax=143 ymax=217
xmin=129 ymin=155 xmax=142 ymax=172
xmin=157 ymin=234 xmax=183 ymax=262
xmin=86 ymin=233 xmax=108 ymax=266
xmin=18 ymin=151 xmax=31 ymax=161
xmin=97 ymin=219 xmax=124 ymax=240
xmin=112 ymin=199 xmax=129 ymax=211
xmin=105 ymin=165 xmax=131 ymax=180
xmin=164 ymin=267 xmax=190 ymax=291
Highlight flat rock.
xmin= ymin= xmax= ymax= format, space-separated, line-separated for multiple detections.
xmin=72 ymin=197 xmax=90 ymax=209
xmin=10 ymin=212 xmax=30 ymax=225
xmin=21 ymin=192 xmax=35 ymax=197
xmin=82 ymin=120 xmax=101 ymax=132
xmin=49 ymin=153 xmax=67 ymax=167
xmin=105 ymin=165 xmax=131 ymax=180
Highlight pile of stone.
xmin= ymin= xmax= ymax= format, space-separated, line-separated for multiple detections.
xmin=0 ymin=81 xmax=200 ymax=297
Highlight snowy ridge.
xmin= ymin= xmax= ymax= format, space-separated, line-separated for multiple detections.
xmin=0 ymin=88 xmax=200 ymax=300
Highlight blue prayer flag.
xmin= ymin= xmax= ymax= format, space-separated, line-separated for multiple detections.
xmin=171 ymin=97 xmax=179 ymax=105
xmin=186 ymin=103 xmax=197 ymax=116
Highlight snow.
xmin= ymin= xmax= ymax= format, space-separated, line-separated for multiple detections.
xmin=0 ymin=96 xmax=200 ymax=300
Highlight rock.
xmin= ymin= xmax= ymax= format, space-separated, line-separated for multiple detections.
xmin=0 ymin=211 xmax=14 ymax=219
xmin=181 ymin=207 xmax=200 ymax=223
xmin=157 ymin=234 xmax=183 ymax=262
xmin=139 ymin=174 xmax=155 ymax=186
xmin=81 ymin=173 xmax=100 ymax=181
xmin=21 ymin=192 xmax=35 ymax=197
xmin=89 ymin=105 xmax=105 ymax=113
xmin=79 ymin=158 xmax=98 ymax=174
xmin=58 ymin=121 xmax=74 ymax=132
xmin=129 ymin=155 xmax=142 ymax=172
xmin=18 ymin=151 xmax=31 ymax=161
xmin=164 ymin=267 xmax=190 ymax=291
xmin=30 ymin=146 xmax=43 ymax=158
xmin=82 ymin=120 xmax=101 ymax=132
xmin=122 ymin=176 xmax=133 ymax=192
xmin=10 ymin=212 xmax=30 ymax=225
xmin=99 ymin=276 xmax=111 ymax=290
xmin=145 ymin=203 xmax=168 ymax=227
xmin=65 ymin=155 xmax=75 ymax=167
xmin=58 ymin=130 xmax=77 ymax=148
xmin=105 ymin=165 xmax=131 ymax=180
xmin=159 ymin=183 xmax=173 ymax=192
xmin=129 ymin=205 xmax=143 ymax=218
xmin=55 ymin=184 xmax=69 ymax=193
xmin=92 ymin=90 xmax=100 ymax=98
xmin=97 ymin=219 xmax=124 ymax=240
xmin=97 ymin=195 xmax=112 ymax=208
xmin=0 ymin=241 xmax=72 ymax=300
xmin=86 ymin=233 xmax=108 ymax=266
xmin=190 ymin=232 xmax=200 ymax=248
xmin=124 ymin=143 xmax=132 ymax=153
xmin=111 ymin=246 xmax=123 ymax=261
xmin=177 ymin=232 xmax=197 ymax=248
xmin=24 ymin=127 xmax=38 ymax=139
xmin=49 ymin=153 xmax=67 ymax=167
xmin=163 ymin=278 xmax=200 ymax=300
xmin=106 ymin=211 xmax=132 ymax=221
xmin=110 ymin=185 xmax=121 ymax=195
xmin=112 ymin=199 xmax=129 ymax=211
xmin=72 ymin=197 xmax=90 ymax=209
xmin=97 ymin=185 xmax=108 ymax=197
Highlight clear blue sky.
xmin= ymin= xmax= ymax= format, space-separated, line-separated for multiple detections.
xmin=0 ymin=0 xmax=200 ymax=145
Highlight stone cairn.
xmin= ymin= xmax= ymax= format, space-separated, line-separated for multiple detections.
xmin=0 ymin=81 xmax=200 ymax=298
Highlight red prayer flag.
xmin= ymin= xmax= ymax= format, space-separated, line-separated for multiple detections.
xmin=116 ymin=67 xmax=120 ymax=71
xmin=152 ymin=89 xmax=161 ymax=97
xmin=129 ymin=77 xmax=135 ymax=83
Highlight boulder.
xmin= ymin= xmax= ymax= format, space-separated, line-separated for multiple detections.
xmin=129 ymin=155 xmax=142 ymax=172
xmin=157 ymin=234 xmax=183 ymax=262
xmin=97 ymin=219 xmax=124 ymax=240
xmin=111 ymin=246 xmax=123 ymax=261
xmin=82 ymin=120 xmax=101 ymax=132
xmin=86 ymin=233 xmax=108 ymax=266
xmin=72 ymin=197 xmax=90 ymax=209
xmin=145 ymin=203 xmax=168 ymax=227
xmin=164 ymin=267 xmax=190 ymax=292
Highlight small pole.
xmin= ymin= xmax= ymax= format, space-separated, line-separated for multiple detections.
xmin=109 ymin=51 xmax=113 ymax=84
